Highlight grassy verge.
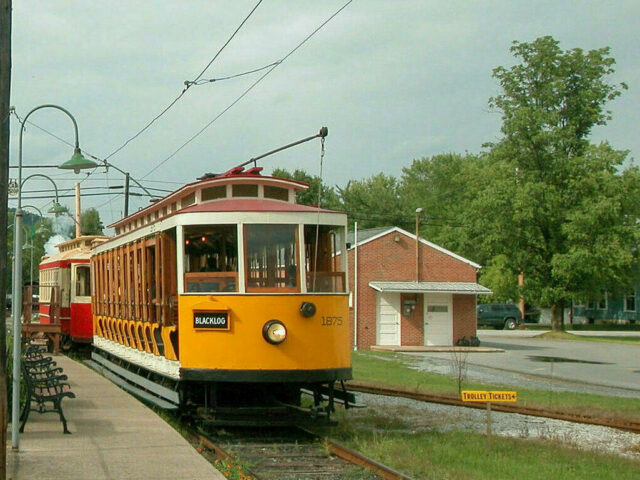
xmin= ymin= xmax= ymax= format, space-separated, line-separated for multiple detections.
xmin=351 ymin=350 xmax=640 ymax=422
xmin=314 ymin=412 xmax=640 ymax=480
xmin=536 ymin=331 xmax=640 ymax=344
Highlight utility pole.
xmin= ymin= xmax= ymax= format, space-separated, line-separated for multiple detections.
xmin=124 ymin=172 xmax=130 ymax=217
xmin=0 ymin=0 xmax=11 ymax=477
xmin=75 ymin=183 xmax=81 ymax=238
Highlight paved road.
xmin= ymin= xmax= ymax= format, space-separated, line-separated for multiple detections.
xmin=405 ymin=331 xmax=640 ymax=398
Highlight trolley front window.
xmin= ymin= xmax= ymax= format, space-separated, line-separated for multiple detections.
xmin=245 ymin=224 xmax=298 ymax=293
xmin=304 ymin=225 xmax=346 ymax=293
xmin=184 ymin=225 xmax=238 ymax=293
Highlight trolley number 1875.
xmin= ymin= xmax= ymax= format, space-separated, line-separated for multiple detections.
xmin=321 ymin=316 xmax=343 ymax=326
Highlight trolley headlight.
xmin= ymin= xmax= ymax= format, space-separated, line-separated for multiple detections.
xmin=262 ymin=320 xmax=287 ymax=345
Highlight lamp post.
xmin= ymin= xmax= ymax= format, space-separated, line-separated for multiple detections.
xmin=11 ymin=104 xmax=97 ymax=450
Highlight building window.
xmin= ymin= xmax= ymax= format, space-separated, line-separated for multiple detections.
xmin=598 ymin=292 xmax=607 ymax=310
xmin=625 ymin=291 xmax=636 ymax=312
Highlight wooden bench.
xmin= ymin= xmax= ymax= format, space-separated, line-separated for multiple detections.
xmin=19 ymin=347 xmax=75 ymax=434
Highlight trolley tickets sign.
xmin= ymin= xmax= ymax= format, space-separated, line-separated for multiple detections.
xmin=193 ymin=311 xmax=229 ymax=330
xmin=461 ymin=391 xmax=517 ymax=402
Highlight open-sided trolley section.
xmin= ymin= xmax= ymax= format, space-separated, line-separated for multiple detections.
xmin=89 ymin=167 xmax=353 ymax=422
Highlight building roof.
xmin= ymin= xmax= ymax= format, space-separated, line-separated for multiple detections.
xmin=348 ymin=226 xmax=482 ymax=269
xmin=369 ymin=281 xmax=492 ymax=295
xmin=346 ymin=226 xmax=391 ymax=245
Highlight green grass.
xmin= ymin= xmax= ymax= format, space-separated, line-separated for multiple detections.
xmin=317 ymin=415 xmax=640 ymax=480
xmin=351 ymin=350 xmax=640 ymax=422
xmin=535 ymin=331 xmax=640 ymax=344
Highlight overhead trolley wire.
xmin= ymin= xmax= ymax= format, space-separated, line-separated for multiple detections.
xmin=103 ymin=0 xmax=264 ymax=162
xmin=141 ymin=0 xmax=354 ymax=180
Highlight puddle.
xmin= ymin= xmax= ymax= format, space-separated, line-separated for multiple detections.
xmin=527 ymin=355 xmax=612 ymax=365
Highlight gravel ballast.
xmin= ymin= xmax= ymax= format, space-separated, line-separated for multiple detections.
xmin=351 ymin=392 xmax=640 ymax=460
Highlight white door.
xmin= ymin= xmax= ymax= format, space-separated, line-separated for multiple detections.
xmin=377 ymin=292 xmax=400 ymax=345
xmin=424 ymin=294 xmax=452 ymax=346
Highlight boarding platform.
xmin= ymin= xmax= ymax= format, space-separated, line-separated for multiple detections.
xmin=7 ymin=354 xmax=224 ymax=480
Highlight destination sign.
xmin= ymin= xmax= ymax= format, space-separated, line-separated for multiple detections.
xmin=461 ymin=391 xmax=517 ymax=402
xmin=193 ymin=311 xmax=229 ymax=330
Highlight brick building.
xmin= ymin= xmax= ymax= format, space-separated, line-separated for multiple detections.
xmin=347 ymin=227 xmax=491 ymax=349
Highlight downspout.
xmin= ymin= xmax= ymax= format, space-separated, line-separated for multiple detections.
xmin=353 ymin=221 xmax=358 ymax=351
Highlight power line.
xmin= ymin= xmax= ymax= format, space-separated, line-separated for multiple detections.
xmin=11 ymin=110 xmax=157 ymax=200
xmin=10 ymin=110 xmax=100 ymax=196
xmin=189 ymin=0 xmax=264 ymax=84
xmin=103 ymin=0 xmax=264 ymax=162
xmin=141 ymin=0 xmax=354 ymax=179
xmin=14 ymin=185 xmax=123 ymax=194
xmin=186 ymin=60 xmax=281 ymax=86
xmin=13 ymin=191 xmax=146 ymax=201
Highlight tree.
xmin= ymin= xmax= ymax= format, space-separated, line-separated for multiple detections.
xmin=400 ymin=153 xmax=483 ymax=254
xmin=482 ymin=36 xmax=638 ymax=330
xmin=81 ymin=208 xmax=104 ymax=235
xmin=271 ymin=168 xmax=341 ymax=210
xmin=338 ymin=173 xmax=409 ymax=230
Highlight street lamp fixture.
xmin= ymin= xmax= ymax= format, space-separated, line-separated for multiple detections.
xmin=58 ymin=147 xmax=98 ymax=174
xmin=11 ymin=104 xmax=93 ymax=450
xmin=48 ymin=200 xmax=67 ymax=215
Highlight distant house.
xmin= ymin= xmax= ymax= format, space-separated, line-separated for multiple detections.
xmin=573 ymin=288 xmax=639 ymax=324
xmin=346 ymin=226 xmax=491 ymax=349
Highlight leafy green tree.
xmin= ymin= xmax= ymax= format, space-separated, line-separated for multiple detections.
xmin=81 ymin=208 xmax=104 ymax=235
xmin=271 ymin=168 xmax=341 ymax=210
xmin=481 ymin=36 xmax=638 ymax=330
xmin=338 ymin=173 xmax=409 ymax=230
xmin=400 ymin=153 xmax=484 ymax=255
xmin=477 ymin=254 xmax=519 ymax=303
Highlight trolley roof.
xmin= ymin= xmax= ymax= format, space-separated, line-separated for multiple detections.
xmin=40 ymin=235 xmax=109 ymax=266
xmin=110 ymin=167 xmax=344 ymax=236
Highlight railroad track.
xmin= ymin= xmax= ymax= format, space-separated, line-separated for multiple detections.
xmin=189 ymin=426 xmax=415 ymax=480
xmin=346 ymin=381 xmax=640 ymax=434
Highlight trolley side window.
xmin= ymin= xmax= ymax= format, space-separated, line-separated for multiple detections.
xmin=75 ymin=265 xmax=91 ymax=297
xmin=244 ymin=224 xmax=299 ymax=293
xmin=304 ymin=225 xmax=346 ymax=293
xmin=184 ymin=225 xmax=238 ymax=293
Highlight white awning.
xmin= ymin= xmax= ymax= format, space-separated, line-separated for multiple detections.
xmin=369 ymin=281 xmax=492 ymax=295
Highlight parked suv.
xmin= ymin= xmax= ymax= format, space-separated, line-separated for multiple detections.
xmin=476 ymin=303 xmax=522 ymax=330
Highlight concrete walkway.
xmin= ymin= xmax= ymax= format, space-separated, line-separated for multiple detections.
xmin=7 ymin=355 xmax=225 ymax=480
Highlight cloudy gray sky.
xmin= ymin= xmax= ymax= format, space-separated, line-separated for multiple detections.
xmin=8 ymin=1 xmax=640 ymax=230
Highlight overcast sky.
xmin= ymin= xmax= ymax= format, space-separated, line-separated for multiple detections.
xmin=8 ymin=1 xmax=640 ymax=230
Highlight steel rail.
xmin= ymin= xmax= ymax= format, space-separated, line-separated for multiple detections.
xmin=346 ymin=381 xmax=640 ymax=434
xmin=326 ymin=439 xmax=416 ymax=480
xmin=189 ymin=425 xmax=417 ymax=480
